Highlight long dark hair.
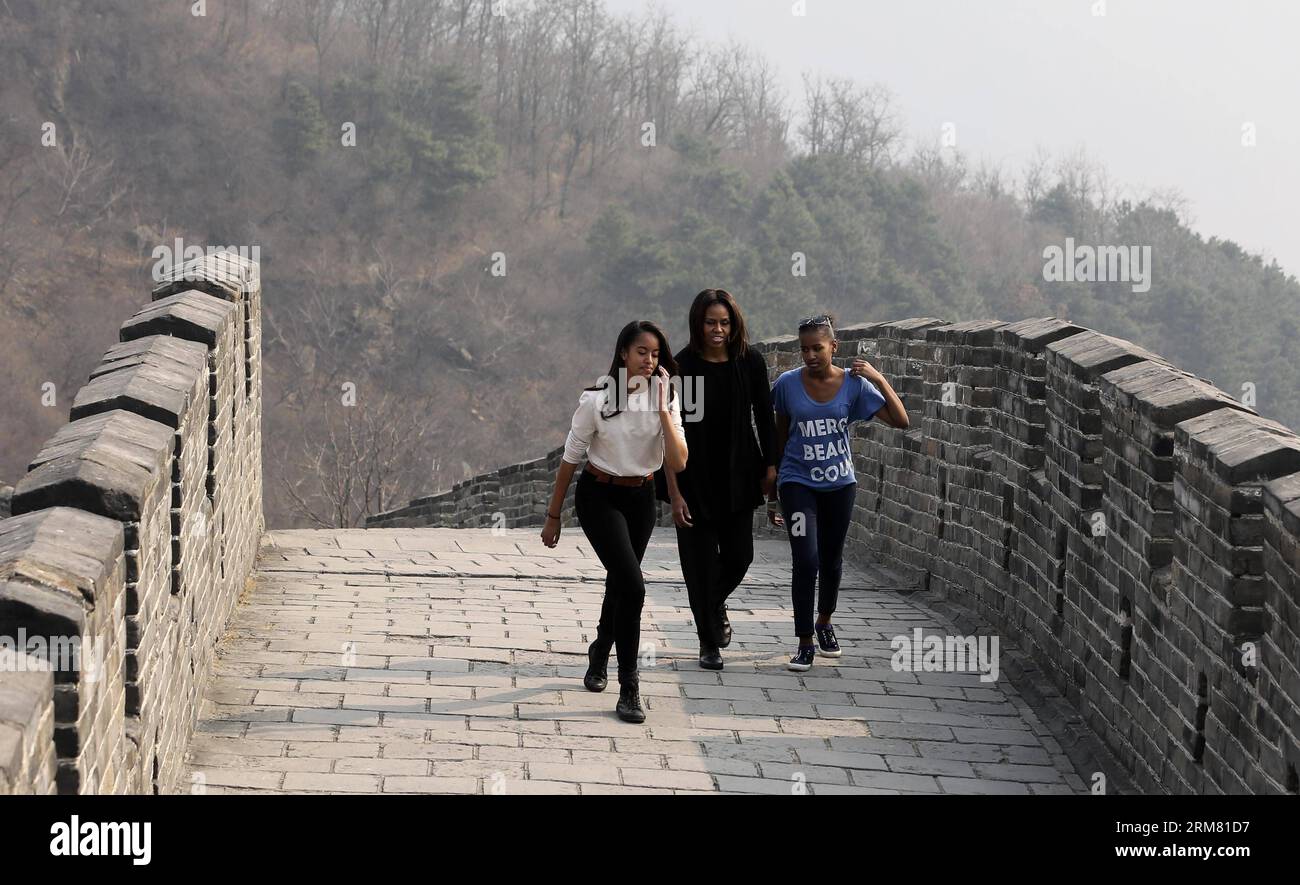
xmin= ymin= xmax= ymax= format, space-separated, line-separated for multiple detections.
xmin=687 ymin=288 xmax=750 ymax=360
xmin=584 ymin=320 xmax=680 ymax=420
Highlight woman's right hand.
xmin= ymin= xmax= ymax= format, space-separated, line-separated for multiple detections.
xmin=541 ymin=516 xmax=561 ymax=548
xmin=767 ymin=502 xmax=784 ymax=528
xmin=671 ymin=494 xmax=693 ymax=528
xmin=654 ymin=365 xmax=673 ymax=412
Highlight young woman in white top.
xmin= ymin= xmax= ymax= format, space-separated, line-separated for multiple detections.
xmin=540 ymin=321 xmax=688 ymax=723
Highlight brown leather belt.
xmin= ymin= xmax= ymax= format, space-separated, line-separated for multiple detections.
xmin=584 ymin=463 xmax=653 ymax=487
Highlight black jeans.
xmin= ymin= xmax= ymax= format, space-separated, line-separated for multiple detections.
xmin=778 ymin=481 xmax=856 ymax=638
xmin=675 ymin=508 xmax=754 ymax=645
xmin=575 ymin=470 xmax=657 ymax=679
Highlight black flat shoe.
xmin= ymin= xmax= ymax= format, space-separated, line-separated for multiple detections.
xmin=616 ymin=676 xmax=646 ymax=723
xmin=715 ymin=605 xmax=733 ymax=649
xmin=584 ymin=640 xmax=609 ymax=692
xmin=699 ymin=645 xmax=724 ymax=671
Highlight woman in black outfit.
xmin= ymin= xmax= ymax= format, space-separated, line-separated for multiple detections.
xmin=660 ymin=290 xmax=778 ymax=671
xmin=540 ymin=321 xmax=688 ymax=723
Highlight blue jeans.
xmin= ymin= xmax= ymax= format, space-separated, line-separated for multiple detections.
xmin=778 ymin=481 xmax=856 ymax=638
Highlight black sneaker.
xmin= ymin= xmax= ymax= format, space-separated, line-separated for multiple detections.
xmin=788 ymin=645 xmax=816 ymax=671
xmin=815 ymin=624 xmax=842 ymax=657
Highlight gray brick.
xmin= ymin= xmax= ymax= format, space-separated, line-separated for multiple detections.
xmin=714 ymin=775 xmax=804 ymax=795
xmin=795 ymin=749 xmax=889 ymax=771
xmin=282 ymin=772 xmax=379 ymax=793
xmin=970 ymin=763 xmax=1064 ymax=783
xmin=952 ymin=728 xmax=1043 ymax=746
xmin=937 ymin=777 xmax=1031 ymax=795
xmin=847 ymin=770 xmax=941 ymax=792
xmin=381 ymin=776 xmax=477 ymax=794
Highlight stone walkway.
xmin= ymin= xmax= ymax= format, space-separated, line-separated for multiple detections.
xmin=180 ymin=528 xmax=1087 ymax=795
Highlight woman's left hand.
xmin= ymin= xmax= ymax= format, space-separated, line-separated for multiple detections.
xmin=850 ymin=358 xmax=882 ymax=384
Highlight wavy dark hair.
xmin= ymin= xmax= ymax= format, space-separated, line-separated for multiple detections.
xmin=687 ymin=288 xmax=750 ymax=359
xmin=584 ymin=320 xmax=680 ymax=420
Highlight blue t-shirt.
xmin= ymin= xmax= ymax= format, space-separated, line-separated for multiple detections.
xmin=771 ymin=368 xmax=887 ymax=490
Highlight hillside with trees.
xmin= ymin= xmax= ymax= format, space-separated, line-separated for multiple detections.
xmin=0 ymin=0 xmax=1295 ymax=528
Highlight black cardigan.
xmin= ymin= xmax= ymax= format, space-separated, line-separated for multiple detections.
xmin=655 ymin=345 xmax=778 ymax=515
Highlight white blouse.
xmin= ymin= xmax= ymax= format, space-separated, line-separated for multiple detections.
xmin=562 ymin=385 xmax=684 ymax=477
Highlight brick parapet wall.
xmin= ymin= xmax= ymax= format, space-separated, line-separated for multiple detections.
xmin=0 ymin=251 xmax=263 ymax=794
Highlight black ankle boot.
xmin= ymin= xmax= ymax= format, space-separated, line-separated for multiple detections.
xmin=616 ymin=673 xmax=646 ymax=723
xmin=699 ymin=644 xmax=724 ymax=671
xmin=715 ymin=604 xmax=733 ymax=649
xmin=584 ymin=639 xmax=610 ymax=692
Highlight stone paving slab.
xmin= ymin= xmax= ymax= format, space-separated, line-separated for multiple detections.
xmin=180 ymin=528 xmax=1087 ymax=795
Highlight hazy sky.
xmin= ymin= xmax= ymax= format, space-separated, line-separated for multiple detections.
xmin=602 ymin=0 xmax=1300 ymax=276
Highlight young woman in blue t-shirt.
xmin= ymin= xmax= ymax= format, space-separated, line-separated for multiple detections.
xmin=768 ymin=313 xmax=910 ymax=671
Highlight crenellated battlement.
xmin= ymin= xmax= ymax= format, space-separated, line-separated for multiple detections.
xmin=0 ymin=252 xmax=263 ymax=795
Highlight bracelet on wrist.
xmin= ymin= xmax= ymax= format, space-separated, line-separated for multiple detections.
xmin=546 ymin=512 xmax=561 ymax=520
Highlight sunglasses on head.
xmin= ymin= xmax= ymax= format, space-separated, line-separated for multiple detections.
xmin=798 ymin=315 xmax=833 ymax=331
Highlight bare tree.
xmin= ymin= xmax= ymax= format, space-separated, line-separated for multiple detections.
xmin=391 ymin=0 xmax=455 ymax=80
xmin=39 ymin=141 xmax=110 ymax=219
xmin=1141 ymin=185 xmax=1193 ymax=228
xmin=1051 ymin=146 xmax=1116 ymax=240
xmin=216 ymin=0 xmax=256 ymax=61
xmin=455 ymin=273 xmax=516 ymax=368
xmin=798 ymin=72 xmax=829 ymax=157
xmin=799 ymin=74 xmax=902 ymax=169
xmin=556 ymin=0 xmax=607 ymax=217
xmin=680 ymin=41 xmax=789 ymax=155
xmin=683 ymin=44 xmax=740 ymax=140
xmin=279 ymin=389 xmax=436 ymax=527
xmin=493 ymin=0 xmax=563 ymax=179
xmin=262 ymin=244 xmax=363 ymax=406
xmin=296 ymin=0 xmax=349 ymax=96
xmin=0 ymin=118 xmax=35 ymax=300
xmin=732 ymin=49 xmax=790 ymax=158
xmin=351 ymin=0 xmax=400 ymax=65
xmin=855 ymin=81 xmax=903 ymax=169
xmin=972 ymin=158 xmax=1010 ymax=201
xmin=1021 ymin=145 xmax=1053 ymax=206
xmin=639 ymin=8 xmax=688 ymax=143
xmin=910 ymin=142 xmax=968 ymax=195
